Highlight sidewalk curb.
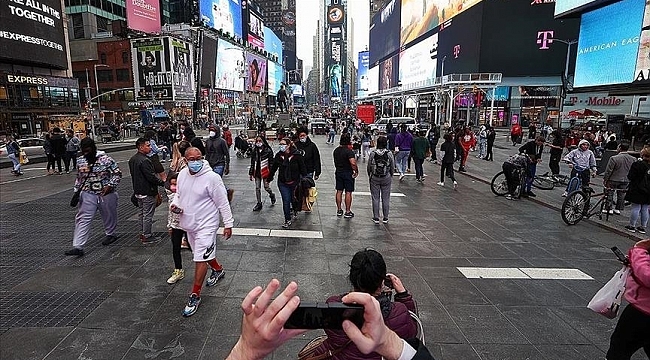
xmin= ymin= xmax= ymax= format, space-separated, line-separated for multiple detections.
xmin=458 ymin=170 xmax=644 ymax=242
xmin=1 ymin=143 xmax=134 ymax=169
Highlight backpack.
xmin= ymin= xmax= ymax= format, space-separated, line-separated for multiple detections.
xmin=372 ymin=151 xmax=390 ymax=177
xmin=639 ymin=163 xmax=650 ymax=195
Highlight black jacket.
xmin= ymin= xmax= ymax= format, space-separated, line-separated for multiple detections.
xmin=249 ymin=145 xmax=274 ymax=178
xmin=625 ymin=160 xmax=650 ymax=205
xmin=128 ymin=152 xmax=164 ymax=196
xmin=519 ymin=140 xmax=543 ymax=161
xmin=269 ymin=149 xmax=307 ymax=184
xmin=50 ymin=134 xmax=67 ymax=155
xmin=205 ymin=136 xmax=229 ymax=167
xmin=295 ymin=137 xmax=322 ymax=176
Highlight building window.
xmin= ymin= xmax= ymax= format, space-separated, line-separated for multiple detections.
xmin=122 ymin=51 xmax=129 ymax=64
xmin=116 ymin=69 xmax=130 ymax=82
xmin=96 ymin=69 xmax=113 ymax=82
xmin=72 ymin=14 xmax=84 ymax=39
xmin=0 ymin=86 xmax=7 ymax=100
xmin=100 ymin=52 xmax=107 ymax=64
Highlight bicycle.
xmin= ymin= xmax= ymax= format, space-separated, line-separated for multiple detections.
xmin=491 ymin=167 xmax=527 ymax=197
xmin=561 ymin=187 xmax=617 ymax=225
xmin=531 ymin=172 xmax=571 ymax=190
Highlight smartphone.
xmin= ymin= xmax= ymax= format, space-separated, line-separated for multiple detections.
xmin=611 ymin=247 xmax=629 ymax=264
xmin=384 ymin=276 xmax=393 ymax=289
xmin=285 ymin=302 xmax=365 ymax=330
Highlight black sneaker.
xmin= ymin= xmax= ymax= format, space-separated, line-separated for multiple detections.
xmin=527 ymin=191 xmax=537 ymax=197
xmin=141 ymin=235 xmax=162 ymax=245
xmin=282 ymin=220 xmax=292 ymax=228
xmin=382 ymin=218 xmax=389 ymax=224
xmin=269 ymin=193 xmax=276 ymax=205
xmin=102 ymin=235 xmax=117 ymax=246
xmin=337 ymin=209 xmax=344 ymax=217
xmin=252 ymin=203 xmax=262 ymax=211
xmin=372 ymin=217 xmax=380 ymax=224
xmin=625 ymin=225 xmax=636 ymax=233
xmin=206 ymin=269 xmax=225 ymax=286
xmin=344 ymin=211 xmax=354 ymax=219
xmin=64 ymin=248 xmax=84 ymax=256
xmin=637 ymin=227 xmax=646 ymax=234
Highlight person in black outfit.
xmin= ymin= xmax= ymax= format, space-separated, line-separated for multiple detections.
xmin=277 ymin=85 xmax=289 ymax=113
xmin=249 ymin=136 xmax=276 ymax=211
xmin=333 ymin=134 xmax=359 ymax=218
xmin=485 ymin=125 xmax=496 ymax=161
xmin=182 ymin=126 xmax=206 ymax=155
xmin=268 ymin=138 xmax=307 ymax=228
xmin=518 ymin=136 xmax=544 ymax=197
xmin=295 ymin=127 xmax=322 ymax=180
xmin=427 ymin=125 xmax=439 ymax=163
xmin=438 ymin=133 xmax=457 ymax=189
xmin=50 ymin=128 xmax=67 ymax=174
xmin=547 ymin=130 xmax=564 ymax=176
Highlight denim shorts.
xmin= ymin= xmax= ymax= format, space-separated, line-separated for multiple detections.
xmin=335 ymin=171 xmax=355 ymax=192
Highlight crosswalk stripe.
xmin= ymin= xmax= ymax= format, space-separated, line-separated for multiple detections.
xmin=457 ymin=267 xmax=593 ymax=280
xmin=217 ymin=227 xmax=323 ymax=239
xmin=354 ymin=191 xmax=406 ymax=197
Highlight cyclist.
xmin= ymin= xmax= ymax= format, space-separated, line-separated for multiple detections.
xmin=562 ymin=139 xmax=597 ymax=197
xmin=502 ymin=153 xmax=531 ymax=200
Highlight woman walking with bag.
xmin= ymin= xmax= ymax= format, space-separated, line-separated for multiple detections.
xmin=624 ymin=147 xmax=650 ymax=234
xmin=268 ymin=138 xmax=307 ymax=228
xmin=367 ymin=136 xmax=395 ymax=224
xmin=249 ymin=136 xmax=276 ymax=212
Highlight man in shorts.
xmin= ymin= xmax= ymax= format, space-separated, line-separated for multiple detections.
xmin=170 ymin=147 xmax=234 ymax=317
xmin=333 ymin=134 xmax=358 ymax=218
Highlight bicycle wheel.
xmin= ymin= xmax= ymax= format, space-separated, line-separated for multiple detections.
xmin=532 ymin=176 xmax=554 ymax=190
xmin=561 ymin=191 xmax=588 ymax=225
xmin=555 ymin=175 xmax=570 ymax=186
xmin=490 ymin=171 xmax=509 ymax=196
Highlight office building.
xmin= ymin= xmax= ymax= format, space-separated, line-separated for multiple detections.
xmin=256 ymin=0 xmax=298 ymax=71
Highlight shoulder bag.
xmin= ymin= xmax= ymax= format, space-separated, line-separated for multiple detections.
xmin=70 ymin=164 xmax=93 ymax=207
xmin=297 ymin=335 xmax=351 ymax=360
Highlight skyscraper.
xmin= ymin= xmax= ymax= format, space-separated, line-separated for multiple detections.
xmin=256 ymin=0 xmax=298 ymax=71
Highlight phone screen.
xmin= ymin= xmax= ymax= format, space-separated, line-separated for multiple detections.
xmin=285 ymin=302 xmax=365 ymax=330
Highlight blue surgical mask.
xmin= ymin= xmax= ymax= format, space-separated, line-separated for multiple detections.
xmin=188 ymin=160 xmax=203 ymax=173
xmin=279 ymin=145 xmax=287 ymax=152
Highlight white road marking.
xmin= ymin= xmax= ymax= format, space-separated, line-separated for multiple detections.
xmin=217 ymin=227 xmax=323 ymax=239
xmin=0 ymin=173 xmax=48 ymax=185
xmin=457 ymin=267 xmax=593 ymax=280
xmin=354 ymin=191 xmax=406 ymax=197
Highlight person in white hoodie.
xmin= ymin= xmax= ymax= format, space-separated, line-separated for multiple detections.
xmin=367 ymin=136 xmax=395 ymax=224
xmin=170 ymin=147 xmax=234 ymax=317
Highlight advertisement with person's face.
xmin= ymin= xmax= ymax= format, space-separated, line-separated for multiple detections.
xmin=126 ymin=0 xmax=161 ymax=33
xmin=574 ymin=0 xmax=645 ymax=87
xmin=437 ymin=3 xmax=482 ymax=75
xmin=379 ymin=54 xmax=399 ymax=91
xmin=329 ymin=64 xmax=343 ymax=99
xmin=357 ymin=51 xmax=370 ymax=98
xmin=132 ymin=37 xmax=172 ymax=101
xmin=246 ymin=53 xmax=267 ymax=92
xmin=400 ymin=0 xmax=482 ymax=47
xmin=399 ymin=33 xmax=438 ymax=87
xmin=215 ymin=39 xmax=244 ymax=92
xmin=263 ymin=26 xmax=283 ymax=63
xmin=248 ymin=12 xmax=264 ymax=49
xmin=170 ymin=38 xmax=195 ymax=101
xmin=200 ymin=0 xmax=242 ymax=38
xmin=369 ymin=0 xmax=401 ymax=65
xmin=0 ymin=0 xmax=68 ymax=69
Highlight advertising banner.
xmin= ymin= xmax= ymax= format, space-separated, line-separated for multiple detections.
xmin=398 ymin=34 xmax=438 ymax=87
xmin=379 ymin=54 xmax=399 ymax=91
xmin=400 ymin=0 xmax=482 ymax=47
xmin=437 ymin=3 xmax=483 ymax=75
xmin=329 ymin=35 xmax=344 ymax=99
xmin=170 ymin=38 xmax=195 ymax=101
xmin=0 ymin=0 xmax=68 ymax=69
xmin=282 ymin=9 xmax=297 ymax=69
xmin=200 ymin=0 xmax=242 ymax=39
xmin=215 ymin=38 xmax=244 ymax=92
xmin=369 ymin=0 xmax=401 ymax=65
xmin=267 ymin=61 xmax=281 ymax=95
xmin=132 ymin=37 xmax=173 ymax=101
xmin=368 ymin=65 xmax=379 ymax=94
xmin=327 ymin=5 xmax=345 ymax=25
xmin=248 ymin=12 xmax=264 ymax=49
xmin=634 ymin=29 xmax=650 ymax=83
xmin=200 ymin=35 xmax=217 ymax=87
xmin=574 ymin=0 xmax=645 ymax=87
xmin=126 ymin=0 xmax=161 ymax=33
xmin=263 ymin=26 xmax=283 ymax=64
xmin=246 ymin=53 xmax=267 ymax=92
xmin=357 ymin=51 xmax=370 ymax=98
xmin=554 ymin=0 xmax=599 ymax=17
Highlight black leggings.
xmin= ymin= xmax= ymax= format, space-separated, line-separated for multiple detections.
xmin=606 ymin=304 xmax=650 ymax=360
xmin=440 ymin=163 xmax=455 ymax=182
xmin=170 ymin=228 xmax=186 ymax=269
xmin=549 ymin=153 xmax=561 ymax=175
xmin=486 ymin=142 xmax=494 ymax=161
xmin=46 ymin=154 xmax=56 ymax=171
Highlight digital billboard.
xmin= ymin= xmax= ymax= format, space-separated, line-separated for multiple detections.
xmin=554 ymin=0 xmax=598 ymax=17
xmin=479 ymin=0 xmax=580 ymax=76
xmin=0 ymin=0 xmax=68 ymax=69
xmin=634 ymin=29 xmax=650 ymax=83
xmin=200 ymin=35 xmax=217 ymax=87
xmin=400 ymin=0 xmax=482 ymax=47
xmin=263 ymin=26 xmax=283 ymax=64
xmin=368 ymin=65 xmax=379 ymax=94
xmin=437 ymin=3 xmax=483 ymax=75
xmin=126 ymin=0 xmax=161 ymax=33
xmin=268 ymin=61 xmax=282 ymax=95
xmin=357 ymin=51 xmax=370 ymax=98
xmin=379 ymin=54 xmax=399 ymax=91
xmin=132 ymin=37 xmax=173 ymax=100
xmin=282 ymin=8 xmax=297 ymax=69
xmin=170 ymin=38 xmax=195 ymax=101
xmin=200 ymin=0 xmax=242 ymax=39
xmin=248 ymin=11 xmax=264 ymax=49
xmin=574 ymin=0 xmax=645 ymax=87
xmin=369 ymin=0 xmax=401 ymax=65
xmin=216 ymin=38 xmax=244 ymax=92
xmin=399 ymin=34 xmax=438 ymax=87
xmin=246 ymin=53 xmax=267 ymax=92
xmin=327 ymin=5 xmax=345 ymax=25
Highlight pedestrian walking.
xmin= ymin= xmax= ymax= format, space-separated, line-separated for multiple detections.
xmin=144 ymin=130 xmax=166 ymax=181
xmin=438 ymin=133 xmax=458 ymax=189
xmin=64 ymin=129 xmax=80 ymax=173
xmin=367 ymin=136 xmax=395 ymax=224
xmin=169 ymin=140 xmax=191 ymax=250
xmin=327 ymin=125 xmax=336 ymax=145
xmin=477 ymin=125 xmax=487 ymax=159
xmin=395 ymin=124 xmax=413 ymax=181
xmin=547 ymin=130 xmax=563 ymax=175
xmin=296 ymin=127 xmax=322 ymax=180
xmin=333 ymin=134 xmax=359 ymax=218
xmin=268 ymin=138 xmax=307 ymax=228
xmin=50 ymin=128 xmax=66 ymax=174
xmin=5 ymin=136 xmax=22 ymax=176
xmin=129 ymin=138 xmax=166 ymax=244
xmin=44 ymin=134 xmax=55 ymax=175
xmin=360 ymin=130 xmax=372 ymax=162
xmin=205 ymin=125 xmax=230 ymax=177
xmin=64 ymin=138 xmax=122 ymax=256
xmin=602 ymin=142 xmax=636 ymax=215
xmin=411 ymin=130 xmax=430 ymax=182
xmin=170 ymin=147 xmax=233 ymax=317
xmin=511 ymin=123 xmax=523 ymax=146
xmin=249 ymin=136 xmax=276 ymax=211
xmin=222 ymin=125 xmax=233 ymax=149
xmin=458 ymin=127 xmax=476 ymax=172
xmin=624 ymin=147 xmax=650 ymax=234
xmin=427 ymin=125 xmax=439 ymax=163
xmin=485 ymin=125 xmax=496 ymax=161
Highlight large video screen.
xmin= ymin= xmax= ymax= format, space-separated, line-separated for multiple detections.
xmin=574 ymin=0 xmax=645 ymax=87
xmin=200 ymin=0 xmax=242 ymax=39
xmin=479 ymin=0 xmax=580 ymax=77
xmin=268 ymin=61 xmax=281 ymax=95
xmin=216 ymin=39 xmax=244 ymax=92
xmin=379 ymin=54 xmax=399 ymax=91
xmin=400 ymin=0 xmax=482 ymax=47
xmin=126 ymin=0 xmax=161 ymax=33
xmin=554 ymin=0 xmax=598 ymax=17
xmin=369 ymin=0 xmax=401 ymax=65
xmin=0 ymin=0 xmax=68 ymax=69
xmin=634 ymin=29 xmax=649 ymax=84
xmin=399 ymin=33 xmax=438 ymax=87
xmin=246 ymin=53 xmax=267 ymax=92
xmin=437 ymin=3 xmax=483 ymax=75
xmin=357 ymin=51 xmax=370 ymax=98
xmin=368 ymin=65 xmax=379 ymax=94
xmin=263 ymin=26 xmax=283 ymax=63
xmin=248 ymin=12 xmax=264 ymax=49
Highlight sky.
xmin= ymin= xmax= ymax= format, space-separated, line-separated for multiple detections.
xmin=295 ymin=1 xmax=369 ymax=69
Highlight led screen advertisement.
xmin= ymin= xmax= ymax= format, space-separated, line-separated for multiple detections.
xmin=437 ymin=3 xmax=482 ymax=75
xmin=132 ymin=37 xmax=173 ymax=101
xmin=200 ymin=0 xmax=242 ymax=39
xmin=379 ymin=54 xmax=399 ymax=91
xmin=248 ymin=11 xmax=264 ymax=49
xmin=479 ymin=0 xmax=580 ymax=77
xmin=368 ymin=65 xmax=379 ymax=95
xmin=329 ymin=34 xmax=344 ymax=99
xmin=216 ymin=38 xmax=244 ymax=92
xmin=267 ymin=61 xmax=282 ymax=95
xmin=246 ymin=53 xmax=267 ymax=93
xmin=573 ymin=0 xmax=645 ymax=87
xmin=400 ymin=0 xmax=482 ymax=47
xmin=369 ymin=0 xmax=401 ymax=65
xmin=263 ymin=26 xmax=282 ymax=64
xmin=357 ymin=51 xmax=370 ymax=98
xmin=554 ymin=0 xmax=598 ymax=17
xmin=0 ymin=0 xmax=68 ymax=69
xmin=126 ymin=0 xmax=161 ymax=33
xmin=399 ymin=33 xmax=438 ymax=87
xmin=170 ymin=38 xmax=196 ymax=101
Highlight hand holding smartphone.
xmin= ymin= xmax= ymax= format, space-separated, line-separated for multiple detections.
xmin=285 ymin=302 xmax=365 ymax=330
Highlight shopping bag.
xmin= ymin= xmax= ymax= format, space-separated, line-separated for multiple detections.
xmin=587 ymin=266 xmax=629 ymax=319
xmin=260 ymin=158 xmax=270 ymax=179
xmin=19 ymin=150 xmax=29 ymax=164
xmin=302 ymin=187 xmax=318 ymax=211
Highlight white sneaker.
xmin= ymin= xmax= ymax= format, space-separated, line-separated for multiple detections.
xmin=614 ymin=210 xmax=621 ymax=215
xmin=167 ymin=269 xmax=185 ymax=284
xmin=437 ymin=182 xmax=444 ymax=186
xmin=562 ymin=191 xmax=568 ymax=197
xmin=453 ymin=181 xmax=458 ymax=190
xmin=399 ymin=174 xmax=405 ymax=181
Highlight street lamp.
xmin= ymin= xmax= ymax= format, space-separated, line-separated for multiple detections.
xmin=93 ymin=64 xmax=109 ymax=139
xmin=550 ymin=38 xmax=578 ymax=129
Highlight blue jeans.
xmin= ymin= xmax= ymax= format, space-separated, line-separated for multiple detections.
xmin=525 ymin=163 xmax=537 ymax=192
xmin=395 ymin=150 xmax=410 ymax=175
xmin=278 ymin=182 xmax=297 ymax=221
xmin=213 ymin=165 xmax=225 ymax=177
xmin=629 ymin=203 xmax=649 ymax=228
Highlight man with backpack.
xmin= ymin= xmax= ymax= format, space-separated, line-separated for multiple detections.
xmin=367 ymin=136 xmax=395 ymax=224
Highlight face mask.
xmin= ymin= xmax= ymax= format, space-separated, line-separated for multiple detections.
xmin=170 ymin=184 xmax=177 ymax=193
xmin=188 ymin=160 xmax=203 ymax=173
xmin=209 ymin=131 xmax=216 ymax=138
xmin=299 ymin=138 xmax=307 ymax=143
xmin=279 ymin=145 xmax=287 ymax=152
xmin=256 ymin=142 xmax=263 ymax=147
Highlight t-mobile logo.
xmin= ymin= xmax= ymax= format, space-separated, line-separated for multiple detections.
xmin=537 ymin=31 xmax=554 ymax=49
xmin=453 ymin=45 xmax=461 ymax=58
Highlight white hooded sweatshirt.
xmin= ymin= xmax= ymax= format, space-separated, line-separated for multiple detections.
xmin=171 ymin=159 xmax=234 ymax=231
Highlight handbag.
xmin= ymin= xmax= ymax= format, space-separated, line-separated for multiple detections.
xmin=70 ymin=164 xmax=93 ymax=207
xmin=260 ymin=158 xmax=270 ymax=179
xmin=19 ymin=150 xmax=29 ymax=165
xmin=155 ymin=192 xmax=163 ymax=207
xmin=297 ymin=335 xmax=350 ymax=360
xmin=587 ymin=266 xmax=629 ymax=319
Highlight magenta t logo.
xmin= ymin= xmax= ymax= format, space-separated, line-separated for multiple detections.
xmin=537 ymin=31 xmax=554 ymax=49
xmin=453 ymin=45 xmax=461 ymax=58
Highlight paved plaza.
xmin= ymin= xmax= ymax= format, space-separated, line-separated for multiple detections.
xmin=0 ymin=132 xmax=646 ymax=360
